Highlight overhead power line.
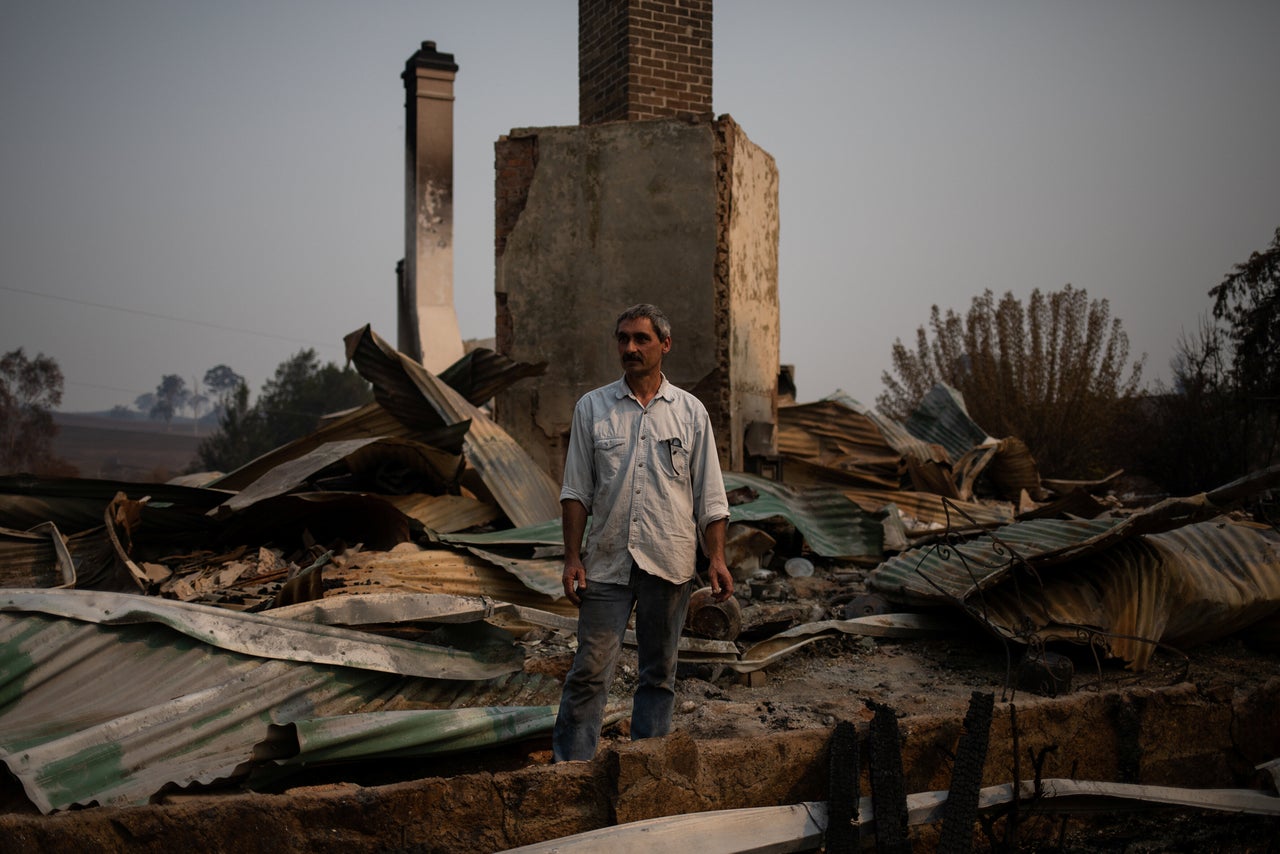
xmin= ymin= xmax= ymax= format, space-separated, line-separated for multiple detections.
xmin=2 ymin=285 xmax=342 ymax=350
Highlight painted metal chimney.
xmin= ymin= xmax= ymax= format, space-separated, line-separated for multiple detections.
xmin=399 ymin=41 xmax=464 ymax=370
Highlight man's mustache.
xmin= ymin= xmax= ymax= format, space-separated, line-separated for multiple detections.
xmin=623 ymin=354 xmax=642 ymax=362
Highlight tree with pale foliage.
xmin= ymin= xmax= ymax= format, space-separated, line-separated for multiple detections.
xmin=0 ymin=348 xmax=73 ymax=475
xmin=878 ymin=285 xmax=1144 ymax=477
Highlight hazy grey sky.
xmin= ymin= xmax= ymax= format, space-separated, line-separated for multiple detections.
xmin=2 ymin=1 xmax=1277 ymax=413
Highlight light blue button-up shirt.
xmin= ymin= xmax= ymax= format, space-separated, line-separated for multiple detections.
xmin=560 ymin=376 xmax=730 ymax=585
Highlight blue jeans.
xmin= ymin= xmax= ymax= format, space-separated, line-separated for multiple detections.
xmin=552 ymin=563 xmax=693 ymax=762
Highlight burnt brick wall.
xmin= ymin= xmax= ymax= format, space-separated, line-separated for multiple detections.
xmin=494 ymin=133 xmax=538 ymax=355
xmin=579 ymin=0 xmax=713 ymax=124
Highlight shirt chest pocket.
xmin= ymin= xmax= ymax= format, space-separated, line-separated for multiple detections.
xmin=593 ymin=436 xmax=627 ymax=481
xmin=659 ymin=436 xmax=690 ymax=479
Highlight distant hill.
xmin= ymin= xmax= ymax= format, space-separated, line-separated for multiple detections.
xmin=52 ymin=412 xmax=209 ymax=482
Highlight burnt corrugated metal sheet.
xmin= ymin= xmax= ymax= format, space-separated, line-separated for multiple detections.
xmin=868 ymin=515 xmax=1280 ymax=670
xmin=0 ymin=475 xmax=226 ymax=539
xmin=979 ymin=521 xmax=1280 ymax=669
xmin=954 ymin=437 xmax=1044 ymax=502
xmin=334 ymin=547 xmax=577 ymax=617
xmin=345 ymin=325 xmax=561 ymax=528
xmin=0 ymin=525 xmax=72 ymax=588
xmin=458 ymin=548 xmax=563 ymax=599
xmin=840 ymin=487 xmax=1015 ymax=531
xmin=269 ymin=591 xmax=513 ymax=626
xmin=824 ymin=391 xmax=959 ymax=497
xmin=0 ymin=589 xmax=521 ymax=679
xmin=724 ymin=472 xmax=883 ymax=560
xmin=0 ymin=591 xmax=561 ymax=813
xmin=216 ymin=437 xmax=462 ymax=515
xmin=905 ymin=384 xmax=991 ymax=462
xmin=777 ymin=400 xmax=904 ymax=490
xmin=210 ymin=401 xmax=471 ymax=492
xmin=867 ymin=517 xmax=1123 ymax=604
xmin=435 ymin=521 xmax=566 ymax=598
xmin=437 ymin=347 xmax=547 ymax=407
xmin=284 ymin=705 xmax=557 ymax=764
xmin=434 ymin=473 xmax=886 ymax=562
xmin=385 ymin=493 xmax=502 ymax=534
xmin=439 ymin=520 xmax=564 ymax=547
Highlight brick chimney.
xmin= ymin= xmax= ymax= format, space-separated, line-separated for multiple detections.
xmin=578 ymin=0 xmax=712 ymax=124
xmin=399 ymin=41 xmax=464 ymax=371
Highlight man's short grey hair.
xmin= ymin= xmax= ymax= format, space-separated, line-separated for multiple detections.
xmin=615 ymin=303 xmax=672 ymax=342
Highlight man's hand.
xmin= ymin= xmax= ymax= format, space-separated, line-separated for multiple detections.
xmin=707 ymin=556 xmax=734 ymax=602
xmin=702 ymin=519 xmax=733 ymax=602
xmin=563 ymin=557 xmax=587 ymax=606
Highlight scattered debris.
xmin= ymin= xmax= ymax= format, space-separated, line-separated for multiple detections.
xmin=1 ymin=335 xmax=1278 ymax=840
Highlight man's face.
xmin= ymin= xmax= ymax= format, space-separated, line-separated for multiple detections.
xmin=616 ymin=316 xmax=671 ymax=378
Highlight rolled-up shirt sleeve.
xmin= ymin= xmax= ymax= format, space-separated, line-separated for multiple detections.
xmin=559 ymin=397 xmax=596 ymax=512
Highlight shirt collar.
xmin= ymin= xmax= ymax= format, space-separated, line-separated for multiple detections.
xmin=613 ymin=374 xmax=675 ymax=402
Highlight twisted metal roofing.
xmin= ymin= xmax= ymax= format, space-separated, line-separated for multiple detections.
xmin=868 ymin=514 xmax=1280 ymax=670
xmin=777 ymin=400 xmax=903 ymax=490
xmin=345 ymin=325 xmax=561 ymax=528
xmin=0 ymin=590 xmax=559 ymax=813
xmin=904 ymin=384 xmax=991 ymax=462
xmin=723 ymin=472 xmax=883 ymax=560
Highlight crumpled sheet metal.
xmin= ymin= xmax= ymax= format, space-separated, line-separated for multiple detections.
xmin=333 ymin=547 xmax=578 ymax=617
xmin=868 ymin=515 xmax=1280 ymax=670
xmin=435 ymin=523 xmax=567 ymax=598
xmin=441 ymin=472 xmax=885 ymax=567
xmin=905 ymin=383 xmax=991 ymax=462
xmin=953 ymin=436 xmax=1044 ymax=503
xmin=268 ymin=591 xmax=518 ymax=627
xmin=384 ymin=492 xmax=502 ymax=534
xmin=345 ymin=325 xmax=561 ymax=528
xmin=823 ymin=391 xmax=938 ymax=458
xmin=213 ymin=437 xmax=462 ymax=516
xmin=870 ymin=467 xmax=1280 ymax=603
xmin=210 ymin=401 xmax=472 ymax=492
xmin=0 ymin=597 xmax=558 ymax=813
xmin=868 ymin=517 xmax=1129 ymax=605
xmin=724 ymin=471 xmax=883 ymax=560
xmin=777 ymin=400 xmax=904 ymax=490
xmin=284 ymin=705 xmax=557 ymax=765
xmin=978 ymin=521 xmax=1280 ymax=669
xmin=436 ymin=346 xmax=547 ymax=408
xmin=733 ymin=612 xmax=958 ymax=673
xmin=841 ymin=487 xmax=1014 ymax=531
xmin=0 ymin=475 xmax=227 ymax=539
xmin=461 ymin=547 xmax=563 ymax=598
xmin=824 ymin=390 xmax=959 ymax=497
xmin=0 ymin=523 xmax=75 ymax=588
xmin=0 ymin=589 xmax=521 ymax=680
xmin=438 ymin=519 xmax=565 ymax=548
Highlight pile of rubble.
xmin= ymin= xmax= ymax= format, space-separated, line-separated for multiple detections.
xmin=1 ymin=325 xmax=1278 ymax=844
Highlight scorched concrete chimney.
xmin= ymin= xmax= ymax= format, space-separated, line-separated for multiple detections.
xmin=399 ymin=40 xmax=464 ymax=370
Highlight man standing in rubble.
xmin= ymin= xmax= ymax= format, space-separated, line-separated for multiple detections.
xmin=553 ymin=303 xmax=733 ymax=762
